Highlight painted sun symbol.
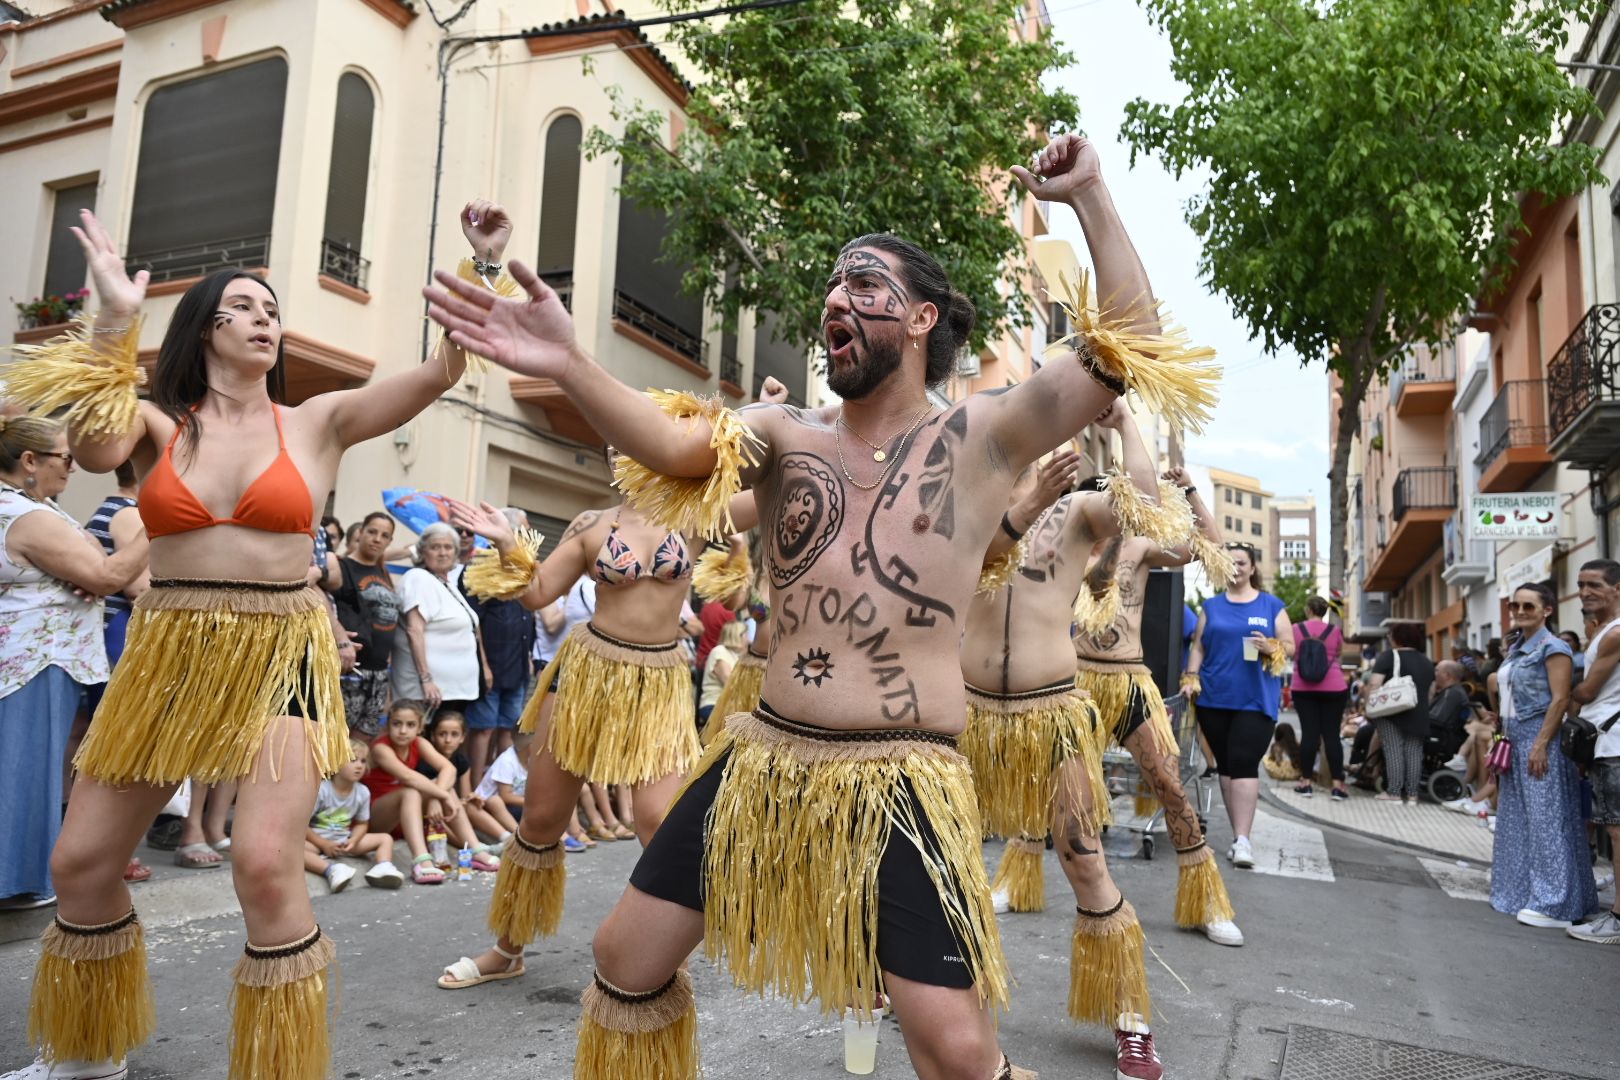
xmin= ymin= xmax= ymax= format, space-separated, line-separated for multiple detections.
xmin=792 ymin=647 xmax=835 ymax=687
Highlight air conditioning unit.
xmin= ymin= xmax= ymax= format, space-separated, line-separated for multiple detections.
xmin=956 ymin=349 xmax=981 ymax=378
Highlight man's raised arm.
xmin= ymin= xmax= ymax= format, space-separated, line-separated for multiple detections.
xmin=424 ymin=262 xmax=761 ymax=483
xmin=983 ymin=135 xmax=1215 ymax=473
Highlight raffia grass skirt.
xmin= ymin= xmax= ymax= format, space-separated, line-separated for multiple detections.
xmin=519 ymin=622 xmax=700 ymax=786
xmin=1073 ymin=658 xmax=1176 ymax=758
xmin=695 ymin=709 xmax=1009 ymax=1019
xmin=961 ymin=681 xmax=1109 ymax=841
xmin=74 ymin=579 xmax=347 ymax=784
xmin=702 ymin=650 xmax=766 ymax=748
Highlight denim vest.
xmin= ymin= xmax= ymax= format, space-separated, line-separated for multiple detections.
xmin=1502 ymin=627 xmax=1573 ymax=730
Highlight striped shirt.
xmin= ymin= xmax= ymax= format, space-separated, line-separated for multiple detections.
xmin=85 ymin=495 xmax=137 ymax=618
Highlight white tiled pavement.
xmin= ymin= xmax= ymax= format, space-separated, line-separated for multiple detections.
xmin=1264 ymin=775 xmax=1496 ymax=865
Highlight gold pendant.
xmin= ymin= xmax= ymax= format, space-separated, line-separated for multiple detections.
xmin=873 ymin=449 xmax=886 ymax=462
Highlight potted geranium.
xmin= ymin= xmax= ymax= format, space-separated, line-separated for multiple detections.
xmin=15 ymin=288 xmax=89 ymax=331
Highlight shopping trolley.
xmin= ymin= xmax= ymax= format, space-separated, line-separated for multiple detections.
xmin=1099 ymin=692 xmax=1213 ymax=860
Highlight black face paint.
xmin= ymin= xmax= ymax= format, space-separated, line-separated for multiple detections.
xmin=211 ymin=311 xmax=233 ymax=332
xmin=823 ymin=249 xmax=912 ymax=400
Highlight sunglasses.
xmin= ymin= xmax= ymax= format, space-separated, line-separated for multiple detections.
xmin=1507 ymin=602 xmax=1542 ymax=613
xmin=34 ymin=451 xmax=74 ymax=466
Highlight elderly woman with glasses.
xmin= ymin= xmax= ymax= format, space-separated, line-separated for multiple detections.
xmin=1 ymin=417 xmax=150 ymax=909
xmin=392 ymin=521 xmax=487 ymax=715
xmin=1491 ymin=582 xmax=1598 ymax=929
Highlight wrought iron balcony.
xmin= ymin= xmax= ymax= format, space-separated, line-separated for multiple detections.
xmin=319 ymin=238 xmax=370 ymax=292
xmin=613 ymin=289 xmax=706 ymax=367
xmin=1475 ymin=379 xmax=1550 ymax=490
xmin=128 ymin=234 xmax=271 ymax=284
xmin=719 ymin=351 xmax=742 ymax=388
xmin=1547 ymin=302 xmax=1620 ymax=469
xmin=1388 ymin=347 xmax=1456 ymax=417
xmin=1392 ymin=466 xmax=1456 ymax=521
xmin=540 ymin=272 xmax=573 ymax=313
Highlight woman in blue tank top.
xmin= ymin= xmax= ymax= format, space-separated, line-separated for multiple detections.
xmin=1186 ymin=543 xmax=1292 ymax=869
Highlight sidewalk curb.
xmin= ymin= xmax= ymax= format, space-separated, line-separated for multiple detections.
xmin=1258 ymin=784 xmax=1494 ymax=868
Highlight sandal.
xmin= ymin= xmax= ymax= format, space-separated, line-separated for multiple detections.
xmin=412 ymin=858 xmax=445 ymax=885
xmin=588 ymin=825 xmax=617 ymax=842
xmin=611 ymin=824 xmax=636 ymax=840
xmin=174 ymin=842 xmax=223 ymax=869
xmin=470 ymin=852 xmax=502 ymax=872
xmin=123 ymin=859 xmax=152 ymax=883
xmin=437 ymin=944 xmax=525 ymax=989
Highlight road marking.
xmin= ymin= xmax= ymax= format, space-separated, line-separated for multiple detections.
xmin=1417 ymin=857 xmax=1492 ymax=902
xmin=1274 ymin=986 xmax=1355 ymax=1010
xmin=1247 ymin=807 xmax=1335 ymax=882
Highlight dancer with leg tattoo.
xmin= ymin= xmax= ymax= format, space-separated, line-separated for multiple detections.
xmin=4 ymin=199 xmax=502 ymax=1080
xmin=1073 ymin=465 xmax=1245 ymax=947
xmin=961 ymin=410 xmax=1177 ymax=1080
xmin=425 ymin=134 xmax=1216 ymax=1080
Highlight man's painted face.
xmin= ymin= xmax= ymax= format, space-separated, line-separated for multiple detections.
xmin=822 ymin=247 xmax=911 ymax=400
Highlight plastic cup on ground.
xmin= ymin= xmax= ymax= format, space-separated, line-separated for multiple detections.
xmin=843 ymin=1015 xmax=879 ymax=1075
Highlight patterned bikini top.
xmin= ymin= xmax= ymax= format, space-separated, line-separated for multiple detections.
xmin=591 ymin=515 xmax=692 ymax=587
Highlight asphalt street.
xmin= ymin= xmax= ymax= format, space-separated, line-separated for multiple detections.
xmin=3 ymin=791 xmax=1617 ymax=1080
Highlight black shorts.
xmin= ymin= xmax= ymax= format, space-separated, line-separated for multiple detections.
xmin=630 ymin=744 xmax=976 ymax=990
xmin=1112 ymin=681 xmax=1152 ymax=743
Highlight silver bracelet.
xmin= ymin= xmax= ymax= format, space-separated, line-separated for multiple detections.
xmin=472 ymin=257 xmax=502 ymax=278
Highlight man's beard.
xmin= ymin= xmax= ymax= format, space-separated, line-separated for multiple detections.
xmin=827 ymin=335 xmax=903 ymax=400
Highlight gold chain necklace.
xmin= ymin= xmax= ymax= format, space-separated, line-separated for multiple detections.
xmin=837 ymin=404 xmax=930 ymax=463
xmin=835 ymin=405 xmax=933 ymax=490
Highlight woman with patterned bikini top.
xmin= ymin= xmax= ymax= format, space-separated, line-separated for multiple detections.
xmin=432 ymin=392 xmax=784 ymax=993
xmin=7 ymin=201 xmax=513 ymax=1080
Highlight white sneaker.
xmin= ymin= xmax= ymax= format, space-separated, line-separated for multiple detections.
xmin=1515 ymin=907 xmax=1572 ymax=929
xmin=1595 ymin=869 xmax=1615 ymax=892
xmin=1 ymin=1059 xmax=127 ymax=1079
xmin=1443 ymin=754 xmax=1468 ymax=772
xmin=1230 ymin=837 xmax=1255 ymax=869
xmin=1201 ymin=918 xmax=1244 ymax=947
xmin=1567 ymin=910 xmax=1620 ymax=944
xmin=364 ymin=861 xmax=404 ymax=889
xmin=325 ymin=863 xmax=356 ymax=893
xmin=1442 ymin=797 xmax=1485 ymax=815
xmin=991 ymin=887 xmax=1011 ymax=915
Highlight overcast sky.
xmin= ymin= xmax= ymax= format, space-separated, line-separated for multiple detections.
xmin=1043 ymin=0 xmax=1332 ymax=510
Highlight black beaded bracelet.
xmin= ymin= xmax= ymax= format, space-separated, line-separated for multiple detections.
xmin=1000 ymin=512 xmax=1026 ymax=541
xmin=1074 ymin=338 xmax=1127 ymax=396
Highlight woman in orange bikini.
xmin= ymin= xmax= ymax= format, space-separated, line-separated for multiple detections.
xmin=6 ymin=202 xmax=509 ymax=1080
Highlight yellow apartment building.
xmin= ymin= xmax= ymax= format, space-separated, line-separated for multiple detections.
xmin=2 ymin=0 xmax=1065 ymax=537
xmin=1208 ymin=465 xmax=1272 ymax=563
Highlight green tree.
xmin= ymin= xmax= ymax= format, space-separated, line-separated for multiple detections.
xmin=1270 ymin=564 xmax=1317 ymax=624
xmin=1119 ymin=0 xmax=1601 ymax=595
xmin=583 ymin=0 xmax=1078 ymax=354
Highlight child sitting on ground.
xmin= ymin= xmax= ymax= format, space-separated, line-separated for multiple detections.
xmin=1263 ymin=723 xmax=1303 ymax=781
xmin=304 ymin=736 xmax=406 ymax=892
xmin=363 ymin=700 xmax=500 ymax=884
xmin=473 ymin=733 xmax=531 ymax=837
xmin=422 ymin=710 xmax=512 ymax=846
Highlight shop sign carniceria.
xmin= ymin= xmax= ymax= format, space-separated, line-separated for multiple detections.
xmin=1469 ymin=493 xmax=1563 ymax=541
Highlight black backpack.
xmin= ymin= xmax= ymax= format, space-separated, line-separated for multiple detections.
xmin=1296 ymin=623 xmax=1332 ymax=684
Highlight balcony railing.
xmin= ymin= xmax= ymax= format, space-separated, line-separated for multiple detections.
xmin=614 ymin=289 xmax=706 ymax=367
xmin=540 ymin=272 xmax=573 ymax=313
xmin=1547 ymin=302 xmax=1620 ymax=467
xmin=1475 ymin=379 xmax=1549 ymax=470
xmin=1389 ymin=346 xmax=1456 ymax=403
xmin=128 ymin=234 xmax=271 ymax=283
xmin=319 ymin=238 xmax=370 ymax=292
xmin=1391 ymin=466 xmax=1457 ymax=521
xmin=719 ymin=351 xmax=742 ymax=387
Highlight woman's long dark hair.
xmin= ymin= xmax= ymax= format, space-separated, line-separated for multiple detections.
xmin=151 ymin=268 xmax=288 ymax=457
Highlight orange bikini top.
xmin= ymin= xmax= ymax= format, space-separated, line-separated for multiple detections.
xmin=140 ymin=404 xmax=313 ymax=539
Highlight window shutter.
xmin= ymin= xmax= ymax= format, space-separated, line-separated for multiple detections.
xmin=322 ymin=73 xmax=375 ymax=251
xmin=537 ymin=116 xmax=582 ymax=277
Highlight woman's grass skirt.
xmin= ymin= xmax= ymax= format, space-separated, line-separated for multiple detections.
xmin=702 ymin=651 xmax=765 ymax=748
xmin=520 ymin=622 xmax=699 ymax=785
xmin=74 ymin=579 xmax=347 ymax=784
xmin=694 ymin=709 xmax=1009 ymax=1020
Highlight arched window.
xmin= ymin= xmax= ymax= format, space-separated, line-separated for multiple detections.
xmin=321 ymin=72 xmax=376 ymax=290
xmin=537 ymin=115 xmax=582 ymax=305
xmin=127 ymin=57 xmax=288 ymax=281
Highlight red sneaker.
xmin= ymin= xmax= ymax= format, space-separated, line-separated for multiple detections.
xmin=1114 ymin=1016 xmax=1163 ymax=1080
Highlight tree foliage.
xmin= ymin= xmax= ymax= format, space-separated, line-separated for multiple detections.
xmin=1117 ymin=0 xmax=1602 ymax=594
xmin=1270 ymin=563 xmax=1317 ymax=624
xmin=583 ymin=0 xmax=1078 ymax=351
